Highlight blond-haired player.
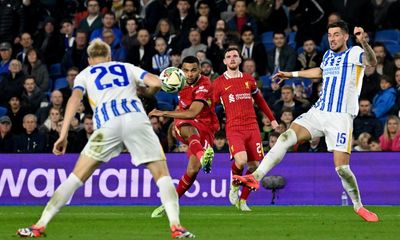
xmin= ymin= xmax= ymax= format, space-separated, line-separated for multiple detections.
xmin=17 ymin=39 xmax=195 ymax=238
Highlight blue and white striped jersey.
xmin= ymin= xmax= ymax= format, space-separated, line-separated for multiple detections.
xmin=73 ymin=61 xmax=149 ymax=129
xmin=314 ymin=46 xmax=365 ymax=116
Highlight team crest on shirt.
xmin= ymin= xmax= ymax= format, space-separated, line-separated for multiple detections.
xmin=245 ymin=81 xmax=250 ymax=89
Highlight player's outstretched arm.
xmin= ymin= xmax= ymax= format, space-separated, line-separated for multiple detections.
xmin=354 ymin=26 xmax=377 ymax=67
xmin=149 ymin=101 xmax=205 ymax=119
xmin=53 ymin=89 xmax=83 ymax=155
xmin=142 ymin=73 xmax=162 ymax=96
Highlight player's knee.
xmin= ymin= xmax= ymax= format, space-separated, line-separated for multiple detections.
xmin=277 ymin=128 xmax=297 ymax=146
xmin=247 ymin=166 xmax=258 ymax=173
xmin=336 ymin=165 xmax=351 ymax=178
xmin=186 ymin=167 xmax=199 ymax=177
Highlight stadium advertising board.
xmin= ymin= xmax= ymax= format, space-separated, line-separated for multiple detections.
xmin=0 ymin=153 xmax=399 ymax=205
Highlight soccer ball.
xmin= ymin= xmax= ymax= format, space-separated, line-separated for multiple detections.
xmin=159 ymin=67 xmax=186 ymax=93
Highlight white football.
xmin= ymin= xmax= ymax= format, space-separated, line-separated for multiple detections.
xmin=159 ymin=67 xmax=186 ymax=93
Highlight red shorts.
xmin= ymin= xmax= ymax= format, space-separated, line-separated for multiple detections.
xmin=226 ymin=129 xmax=263 ymax=162
xmin=174 ymin=119 xmax=216 ymax=157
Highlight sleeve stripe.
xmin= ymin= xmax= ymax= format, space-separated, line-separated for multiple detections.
xmin=140 ymin=71 xmax=149 ymax=80
xmin=359 ymin=52 xmax=363 ymax=64
xmin=73 ymin=86 xmax=85 ymax=92
xmin=251 ymin=88 xmax=259 ymax=95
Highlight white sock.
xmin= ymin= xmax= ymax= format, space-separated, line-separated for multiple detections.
xmin=336 ymin=165 xmax=363 ymax=210
xmin=36 ymin=173 xmax=83 ymax=227
xmin=156 ymin=176 xmax=180 ymax=227
xmin=253 ymin=129 xmax=297 ymax=181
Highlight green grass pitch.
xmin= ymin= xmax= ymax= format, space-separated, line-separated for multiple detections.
xmin=1 ymin=206 xmax=399 ymax=239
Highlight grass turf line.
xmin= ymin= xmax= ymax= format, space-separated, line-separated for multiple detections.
xmin=1 ymin=206 xmax=399 ymax=239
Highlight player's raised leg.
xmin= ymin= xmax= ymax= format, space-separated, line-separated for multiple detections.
xmin=334 ymin=151 xmax=379 ymax=222
xmin=16 ymin=154 xmax=101 ymax=238
xmin=233 ymin=123 xmax=309 ymax=189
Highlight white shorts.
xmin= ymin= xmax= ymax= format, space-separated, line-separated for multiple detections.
xmin=81 ymin=112 xmax=166 ymax=166
xmin=293 ymin=107 xmax=354 ymax=153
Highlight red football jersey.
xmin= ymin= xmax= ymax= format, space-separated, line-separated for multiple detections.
xmin=213 ymin=71 xmax=259 ymax=131
xmin=177 ymin=75 xmax=219 ymax=132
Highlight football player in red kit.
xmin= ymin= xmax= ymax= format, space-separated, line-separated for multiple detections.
xmin=213 ymin=47 xmax=278 ymax=211
xmin=150 ymin=56 xmax=219 ymax=217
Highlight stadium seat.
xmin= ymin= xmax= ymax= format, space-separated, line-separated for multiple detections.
xmin=261 ymin=31 xmax=274 ymax=50
xmin=374 ymin=29 xmax=400 ymax=44
xmin=53 ymin=77 xmax=68 ymax=90
xmin=385 ymin=43 xmax=400 ymax=57
xmin=0 ymin=107 xmax=7 ymax=117
xmin=288 ymin=32 xmax=297 ymax=49
xmin=49 ymin=63 xmax=63 ymax=80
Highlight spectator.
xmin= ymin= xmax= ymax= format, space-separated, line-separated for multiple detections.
xmin=200 ymin=59 xmax=219 ymax=81
xmin=213 ymin=130 xmax=229 ymax=153
xmin=219 ymin=0 xmax=236 ymax=22
xmin=0 ymin=115 xmax=15 ymax=153
xmin=263 ymin=79 xmax=282 ymax=106
xmin=385 ymin=0 xmax=400 ymax=29
xmin=150 ymin=115 xmax=168 ymax=152
xmin=265 ymin=131 xmax=280 ymax=152
xmin=61 ymin=30 xmax=89 ymax=74
xmin=242 ymin=58 xmax=261 ymax=87
xmin=330 ymin=0 xmax=374 ymax=32
xmin=206 ymin=28 xmax=227 ymax=72
xmin=320 ymin=12 xmax=342 ymax=52
xmin=360 ymin=65 xmax=381 ymax=102
xmin=170 ymin=50 xmax=182 ymax=68
xmin=297 ymin=136 xmax=327 ymax=152
xmin=0 ymin=0 xmax=25 ymax=44
xmin=90 ymin=12 xmax=123 ymax=46
xmin=196 ymin=15 xmax=213 ymax=45
xmin=20 ymin=76 xmax=47 ymax=114
xmin=71 ymin=114 xmax=94 ymax=153
xmin=297 ymin=39 xmax=322 ymax=70
xmin=127 ymin=28 xmax=154 ymax=71
xmin=22 ymin=48 xmax=49 ymax=92
xmin=78 ymin=0 xmax=103 ymax=37
xmin=272 ymin=85 xmax=306 ymax=118
xmin=372 ymin=75 xmax=397 ymax=125
xmin=260 ymin=112 xmax=275 ymax=144
xmin=280 ymin=108 xmax=294 ymax=129
xmin=102 ymin=29 xmax=126 ymax=62
xmin=121 ymin=18 xmax=139 ymax=52
xmin=14 ymin=114 xmax=47 ymax=153
xmin=0 ymin=42 xmax=12 ymax=75
xmin=119 ymin=0 xmax=142 ymax=34
xmin=59 ymin=67 xmax=79 ymax=101
xmin=266 ymin=31 xmax=297 ymax=75
xmin=247 ymin=0 xmax=274 ymax=33
xmin=394 ymin=53 xmax=400 ymax=71
xmin=353 ymin=132 xmax=372 ymax=152
xmin=60 ymin=19 xmax=75 ymax=52
xmin=196 ymin=1 xmax=217 ymax=31
xmin=227 ymin=0 xmax=258 ymax=37
xmin=368 ymin=138 xmax=382 ymax=151
xmin=6 ymin=95 xmax=27 ymax=135
xmin=0 ymin=59 xmax=25 ymax=107
xmin=181 ymin=28 xmax=207 ymax=59
xmin=34 ymin=17 xmax=64 ymax=66
xmin=284 ymin=0 xmax=325 ymax=48
xmin=373 ymin=42 xmax=395 ymax=78
xmin=195 ymin=50 xmax=207 ymax=63
xmin=170 ymin=0 xmax=196 ymax=50
xmin=145 ymin=0 xmax=177 ymax=34
xmin=39 ymin=107 xmax=62 ymax=133
xmin=240 ymin=26 xmax=268 ymax=75
xmin=353 ymin=98 xmax=383 ymax=139
xmin=36 ymin=90 xmax=64 ymax=125
xmin=379 ymin=115 xmax=400 ymax=151
xmin=152 ymin=18 xmax=178 ymax=52
xmin=152 ymin=37 xmax=170 ymax=74
xmin=16 ymin=33 xmax=34 ymax=63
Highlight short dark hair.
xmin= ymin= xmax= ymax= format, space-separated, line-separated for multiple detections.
xmin=182 ymin=56 xmax=200 ymax=65
xmin=224 ymin=47 xmax=240 ymax=56
xmin=273 ymin=30 xmax=286 ymax=38
xmin=327 ymin=20 xmax=349 ymax=34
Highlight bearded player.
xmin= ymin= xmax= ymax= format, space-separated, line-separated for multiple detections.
xmin=150 ymin=56 xmax=219 ymax=217
xmin=213 ymin=47 xmax=278 ymax=211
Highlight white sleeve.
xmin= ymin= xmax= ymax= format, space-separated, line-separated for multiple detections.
xmin=349 ymin=46 xmax=364 ymax=66
xmin=125 ymin=63 xmax=149 ymax=87
xmin=320 ymin=50 xmax=330 ymax=70
xmin=73 ymin=71 xmax=86 ymax=94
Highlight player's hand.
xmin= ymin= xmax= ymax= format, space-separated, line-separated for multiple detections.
xmin=149 ymin=109 xmax=164 ymax=117
xmin=271 ymin=120 xmax=279 ymax=130
xmin=53 ymin=137 xmax=68 ymax=155
xmin=272 ymin=71 xmax=291 ymax=84
xmin=354 ymin=27 xmax=365 ymax=43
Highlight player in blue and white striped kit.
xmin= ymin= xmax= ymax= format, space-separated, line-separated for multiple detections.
xmin=234 ymin=21 xmax=379 ymax=222
xmin=17 ymin=39 xmax=195 ymax=238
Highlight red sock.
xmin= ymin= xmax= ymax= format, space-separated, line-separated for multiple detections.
xmin=176 ymin=173 xmax=197 ymax=198
xmin=188 ymin=134 xmax=204 ymax=161
xmin=231 ymin=161 xmax=243 ymax=176
xmin=240 ymin=170 xmax=253 ymax=200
